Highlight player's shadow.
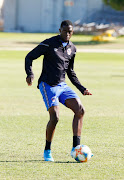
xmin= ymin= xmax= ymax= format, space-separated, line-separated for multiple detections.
xmin=0 ymin=160 xmax=43 ymax=163
xmin=0 ymin=160 xmax=77 ymax=163
xmin=55 ymin=161 xmax=78 ymax=163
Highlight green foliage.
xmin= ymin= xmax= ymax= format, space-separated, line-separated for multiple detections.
xmin=103 ymin=0 xmax=124 ymax=11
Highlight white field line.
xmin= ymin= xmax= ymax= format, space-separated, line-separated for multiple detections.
xmin=0 ymin=47 xmax=124 ymax=53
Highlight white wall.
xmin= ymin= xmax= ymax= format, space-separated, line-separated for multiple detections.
xmin=86 ymin=0 xmax=103 ymax=21
xmin=3 ymin=0 xmax=17 ymax=31
xmin=17 ymin=0 xmax=41 ymax=32
xmin=3 ymin=0 xmax=104 ymax=32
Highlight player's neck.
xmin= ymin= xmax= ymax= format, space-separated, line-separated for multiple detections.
xmin=60 ymin=36 xmax=68 ymax=43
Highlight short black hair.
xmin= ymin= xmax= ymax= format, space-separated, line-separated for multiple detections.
xmin=60 ymin=20 xmax=73 ymax=28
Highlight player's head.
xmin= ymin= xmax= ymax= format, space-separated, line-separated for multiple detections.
xmin=59 ymin=20 xmax=73 ymax=42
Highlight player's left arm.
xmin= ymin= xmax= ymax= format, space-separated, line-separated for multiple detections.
xmin=83 ymin=89 xmax=92 ymax=95
xmin=67 ymin=53 xmax=92 ymax=95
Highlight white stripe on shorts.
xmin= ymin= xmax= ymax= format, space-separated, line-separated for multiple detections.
xmin=42 ymin=82 xmax=50 ymax=109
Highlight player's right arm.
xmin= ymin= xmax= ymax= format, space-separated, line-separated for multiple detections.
xmin=25 ymin=40 xmax=49 ymax=86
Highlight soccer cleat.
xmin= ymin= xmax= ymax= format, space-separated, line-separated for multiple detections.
xmin=43 ymin=150 xmax=54 ymax=162
xmin=70 ymin=147 xmax=75 ymax=158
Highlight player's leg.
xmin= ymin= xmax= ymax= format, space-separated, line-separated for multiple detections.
xmin=46 ymin=105 xmax=59 ymax=147
xmin=39 ymin=82 xmax=61 ymax=161
xmin=65 ymin=98 xmax=85 ymax=136
xmin=59 ymin=83 xmax=85 ymax=149
xmin=43 ymin=105 xmax=59 ymax=162
xmin=65 ymin=98 xmax=85 ymax=145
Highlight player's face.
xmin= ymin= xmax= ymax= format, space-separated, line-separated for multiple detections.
xmin=59 ymin=25 xmax=73 ymax=42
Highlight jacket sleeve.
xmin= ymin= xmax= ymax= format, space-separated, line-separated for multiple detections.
xmin=67 ymin=53 xmax=86 ymax=94
xmin=25 ymin=39 xmax=49 ymax=77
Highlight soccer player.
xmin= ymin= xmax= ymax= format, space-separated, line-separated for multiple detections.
xmin=25 ymin=20 xmax=92 ymax=162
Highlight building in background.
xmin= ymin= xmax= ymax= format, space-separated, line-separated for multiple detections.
xmin=0 ymin=0 xmax=4 ymax=31
xmin=3 ymin=0 xmax=124 ymax=33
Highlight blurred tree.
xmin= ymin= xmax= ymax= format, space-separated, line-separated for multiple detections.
xmin=103 ymin=0 xmax=124 ymax=11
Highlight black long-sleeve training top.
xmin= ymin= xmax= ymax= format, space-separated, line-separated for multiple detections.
xmin=25 ymin=35 xmax=86 ymax=94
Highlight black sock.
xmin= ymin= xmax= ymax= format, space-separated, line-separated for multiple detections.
xmin=45 ymin=140 xmax=51 ymax=150
xmin=73 ymin=136 xmax=81 ymax=147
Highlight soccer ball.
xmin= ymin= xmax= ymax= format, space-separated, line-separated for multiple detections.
xmin=72 ymin=145 xmax=93 ymax=162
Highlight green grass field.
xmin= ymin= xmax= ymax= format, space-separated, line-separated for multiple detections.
xmin=0 ymin=33 xmax=124 ymax=179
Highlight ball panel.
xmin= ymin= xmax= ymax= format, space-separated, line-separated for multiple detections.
xmin=78 ymin=154 xmax=86 ymax=161
xmin=72 ymin=144 xmax=93 ymax=163
xmin=75 ymin=157 xmax=80 ymax=162
xmin=72 ymin=150 xmax=76 ymax=159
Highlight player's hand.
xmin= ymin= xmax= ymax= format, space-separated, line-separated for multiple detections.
xmin=83 ymin=89 xmax=92 ymax=95
xmin=26 ymin=76 xmax=34 ymax=86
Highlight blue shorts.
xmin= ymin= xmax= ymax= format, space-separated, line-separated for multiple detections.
xmin=39 ymin=81 xmax=79 ymax=110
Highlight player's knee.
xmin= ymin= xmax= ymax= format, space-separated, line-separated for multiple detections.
xmin=49 ymin=107 xmax=59 ymax=124
xmin=76 ymin=104 xmax=85 ymax=118
xmin=52 ymin=112 xmax=59 ymax=124
xmin=81 ymin=105 xmax=85 ymax=116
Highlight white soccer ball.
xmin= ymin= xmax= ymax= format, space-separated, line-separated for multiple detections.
xmin=72 ymin=145 xmax=93 ymax=162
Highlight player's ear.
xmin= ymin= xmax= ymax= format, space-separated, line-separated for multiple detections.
xmin=59 ymin=28 xmax=61 ymax=34
xmin=71 ymin=26 xmax=74 ymax=34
